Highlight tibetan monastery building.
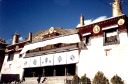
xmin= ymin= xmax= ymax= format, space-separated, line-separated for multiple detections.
xmin=0 ymin=0 xmax=128 ymax=84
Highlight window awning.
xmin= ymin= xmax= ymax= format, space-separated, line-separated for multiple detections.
xmin=102 ymin=25 xmax=118 ymax=30
xmin=82 ymin=32 xmax=91 ymax=36
xmin=20 ymin=34 xmax=80 ymax=54
xmin=106 ymin=32 xmax=118 ymax=37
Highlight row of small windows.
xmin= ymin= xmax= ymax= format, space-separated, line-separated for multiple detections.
xmin=26 ymin=43 xmax=75 ymax=54
xmin=84 ymin=28 xmax=119 ymax=46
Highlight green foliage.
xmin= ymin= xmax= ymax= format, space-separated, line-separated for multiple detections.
xmin=72 ymin=74 xmax=80 ymax=84
xmin=80 ymin=74 xmax=91 ymax=84
xmin=92 ymin=71 xmax=109 ymax=84
xmin=111 ymin=75 xmax=124 ymax=84
xmin=73 ymin=74 xmax=79 ymax=81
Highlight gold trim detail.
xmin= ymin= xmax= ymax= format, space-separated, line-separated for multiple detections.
xmin=118 ymin=19 xmax=125 ymax=25
xmin=93 ymin=25 xmax=100 ymax=34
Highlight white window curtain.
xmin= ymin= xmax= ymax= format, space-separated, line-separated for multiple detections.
xmin=53 ymin=52 xmax=67 ymax=65
xmin=40 ymin=54 xmax=54 ymax=66
xmin=23 ymin=50 xmax=79 ymax=68
xmin=66 ymin=50 xmax=79 ymax=64
xmin=23 ymin=58 xmax=31 ymax=68
xmin=29 ymin=56 xmax=41 ymax=67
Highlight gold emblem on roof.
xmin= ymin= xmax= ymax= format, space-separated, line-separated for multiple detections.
xmin=118 ymin=19 xmax=125 ymax=25
xmin=93 ymin=25 xmax=100 ymax=34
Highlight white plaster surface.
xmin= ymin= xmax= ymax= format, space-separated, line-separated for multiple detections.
xmin=78 ymin=32 xmax=128 ymax=83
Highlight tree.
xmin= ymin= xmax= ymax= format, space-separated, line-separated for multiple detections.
xmin=92 ymin=71 xmax=109 ymax=84
xmin=111 ymin=74 xmax=124 ymax=84
xmin=72 ymin=74 xmax=80 ymax=84
xmin=80 ymin=74 xmax=91 ymax=84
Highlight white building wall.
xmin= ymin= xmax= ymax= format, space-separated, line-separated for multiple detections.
xmin=1 ymin=53 xmax=24 ymax=80
xmin=119 ymin=32 xmax=128 ymax=44
xmin=78 ymin=32 xmax=128 ymax=83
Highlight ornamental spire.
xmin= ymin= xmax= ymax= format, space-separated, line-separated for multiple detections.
xmin=112 ymin=0 xmax=123 ymax=17
xmin=80 ymin=14 xmax=85 ymax=27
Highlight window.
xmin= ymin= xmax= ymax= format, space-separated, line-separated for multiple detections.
xmin=45 ymin=45 xmax=52 ymax=50
xmin=104 ymin=28 xmax=119 ymax=46
xmin=7 ymin=52 xmax=14 ymax=61
xmin=54 ymin=43 xmax=62 ymax=48
xmin=84 ymin=35 xmax=91 ymax=46
xmin=19 ymin=54 xmax=22 ymax=58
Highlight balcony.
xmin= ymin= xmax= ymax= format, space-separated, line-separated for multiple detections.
xmin=25 ymin=43 xmax=78 ymax=57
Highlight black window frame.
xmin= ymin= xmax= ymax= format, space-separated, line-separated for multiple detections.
xmin=103 ymin=28 xmax=120 ymax=46
xmin=7 ymin=52 xmax=14 ymax=61
xmin=19 ymin=54 xmax=22 ymax=58
xmin=83 ymin=35 xmax=91 ymax=46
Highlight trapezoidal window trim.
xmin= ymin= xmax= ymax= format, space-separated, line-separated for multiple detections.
xmin=103 ymin=28 xmax=120 ymax=46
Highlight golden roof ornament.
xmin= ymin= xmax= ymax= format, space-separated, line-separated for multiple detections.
xmin=93 ymin=25 xmax=100 ymax=34
xmin=118 ymin=18 xmax=125 ymax=25
xmin=112 ymin=0 xmax=123 ymax=17
xmin=49 ymin=27 xmax=54 ymax=34
xmin=80 ymin=14 xmax=85 ymax=27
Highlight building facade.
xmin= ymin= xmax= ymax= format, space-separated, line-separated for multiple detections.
xmin=78 ymin=15 xmax=128 ymax=83
xmin=0 ymin=0 xmax=128 ymax=83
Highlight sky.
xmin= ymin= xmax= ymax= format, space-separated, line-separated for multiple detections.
xmin=0 ymin=0 xmax=128 ymax=43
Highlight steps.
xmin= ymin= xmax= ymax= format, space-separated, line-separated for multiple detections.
xmin=22 ymin=76 xmax=73 ymax=84
xmin=22 ymin=77 xmax=38 ymax=84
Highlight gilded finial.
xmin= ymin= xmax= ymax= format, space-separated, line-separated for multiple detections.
xmin=80 ymin=13 xmax=85 ymax=27
xmin=112 ymin=0 xmax=123 ymax=17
